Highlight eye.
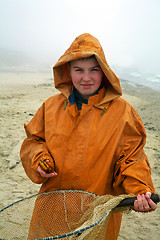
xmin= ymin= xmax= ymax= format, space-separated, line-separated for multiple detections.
xmin=91 ymin=68 xmax=99 ymax=72
xmin=75 ymin=68 xmax=83 ymax=72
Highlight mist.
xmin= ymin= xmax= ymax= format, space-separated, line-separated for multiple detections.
xmin=0 ymin=0 xmax=160 ymax=74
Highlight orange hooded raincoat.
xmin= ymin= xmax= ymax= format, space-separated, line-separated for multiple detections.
xmin=20 ymin=33 xmax=155 ymax=240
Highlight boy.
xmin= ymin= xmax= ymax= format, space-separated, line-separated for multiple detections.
xmin=20 ymin=33 xmax=156 ymax=239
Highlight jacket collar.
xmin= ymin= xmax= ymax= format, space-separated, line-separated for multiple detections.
xmin=68 ymin=87 xmax=105 ymax=109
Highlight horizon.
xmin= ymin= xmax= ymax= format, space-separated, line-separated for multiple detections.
xmin=0 ymin=0 xmax=160 ymax=75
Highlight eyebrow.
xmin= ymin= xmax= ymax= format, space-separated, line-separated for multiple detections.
xmin=91 ymin=65 xmax=100 ymax=68
xmin=73 ymin=65 xmax=100 ymax=69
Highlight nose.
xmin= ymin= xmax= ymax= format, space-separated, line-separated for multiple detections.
xmin=83 ymin=72 xmax=91 ymax=81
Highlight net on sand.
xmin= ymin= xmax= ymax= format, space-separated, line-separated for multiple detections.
xmin=0 ymin=190 xmax=133 ymax=240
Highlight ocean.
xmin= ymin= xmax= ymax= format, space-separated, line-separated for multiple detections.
xmin=0 ymin=67 xmax=160 ymax=92
xmin=113 ymin=66 xmax=160 ymax=92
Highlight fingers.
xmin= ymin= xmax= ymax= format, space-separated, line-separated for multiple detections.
xmin=37 ymin=165 xmax=57 ymax=178
xmin=145 ymin=192 xmax=151 ymax=199
xmin=45 ymin=159 xmax=50 ymax=164
xmin=134 ymin=193 xmax=157 ymax=212
xmin=40 ymin=171 xmax=57 ymax=178
xmin=134 ymin=194 xmax=150 ymax=212
xmin=144 ymin=192 xmax=157 ymax=210
xmin=147 ymin=198 xmax=157 ymax=210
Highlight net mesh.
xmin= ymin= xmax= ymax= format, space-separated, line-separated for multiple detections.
xmin=0 ymin=190 xmax=132 ymax=240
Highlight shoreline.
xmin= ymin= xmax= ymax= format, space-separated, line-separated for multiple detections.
xmin=0 ymin=72 xmax=159 ymax=239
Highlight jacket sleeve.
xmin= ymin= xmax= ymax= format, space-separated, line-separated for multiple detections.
xmin=113 ymin=106 xmax=155 ymax=195
xmin=20 ymin=103 xmax=54 ymax=184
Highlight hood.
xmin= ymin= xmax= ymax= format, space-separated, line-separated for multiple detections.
xmin=53 ymin=33 xmax=122 ymax=104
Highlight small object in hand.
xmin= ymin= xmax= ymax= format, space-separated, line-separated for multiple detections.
xmin=39 ymin=159 xmax=54 ymax=173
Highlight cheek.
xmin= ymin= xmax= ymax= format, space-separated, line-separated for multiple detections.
xmin=95 ymin=73 xmax=103 ymax=85
xmin=71 ymin=73 xmax=80 ymax=86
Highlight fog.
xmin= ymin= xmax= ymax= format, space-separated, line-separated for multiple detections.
xmin=0 ymin=0 xmax=160 ymax=74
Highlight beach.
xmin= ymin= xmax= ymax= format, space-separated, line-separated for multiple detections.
xmin=0 ymin=72 xmax=159 ymax=239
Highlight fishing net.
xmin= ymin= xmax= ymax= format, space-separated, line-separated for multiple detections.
xmin=0 ymin=190 xmax=133 ymax=240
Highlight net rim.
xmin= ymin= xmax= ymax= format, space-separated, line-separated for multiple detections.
xmin=0 ymin=190 xmax=99 ymax=213
xmin=1 ymin=190 xmax=111 ymax=240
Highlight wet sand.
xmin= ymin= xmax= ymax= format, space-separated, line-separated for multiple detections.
xmin=0 ymin=72 xmax=159 ymax=239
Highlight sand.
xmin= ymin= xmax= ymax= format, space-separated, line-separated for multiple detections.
xmin=0 ymin=72 xmax=159 ymax=239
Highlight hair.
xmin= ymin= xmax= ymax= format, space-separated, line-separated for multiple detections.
xmin=78 ymin=55 xmax=96 ymax=61
xmin=68 ymin=55 xmax=96 ymax=65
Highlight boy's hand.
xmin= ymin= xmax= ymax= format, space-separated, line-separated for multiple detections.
xmin=37 ymin=159 xmax=57 ymax=178
xmin=134 ymin=192 xmax=157 ymax=212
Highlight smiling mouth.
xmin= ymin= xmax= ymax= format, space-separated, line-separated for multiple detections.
xmin=81 ymin=84 xmax=93 ymax=88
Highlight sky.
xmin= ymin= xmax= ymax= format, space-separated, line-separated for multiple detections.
xmin=0 ymin=0 xmax=160 ymax=73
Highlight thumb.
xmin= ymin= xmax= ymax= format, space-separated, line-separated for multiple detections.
xmin=145 ymin=192 xmax=151 ymax=199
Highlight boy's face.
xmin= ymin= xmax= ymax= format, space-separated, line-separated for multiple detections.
xmin=69 ymin=58 xmax=103 ymax=99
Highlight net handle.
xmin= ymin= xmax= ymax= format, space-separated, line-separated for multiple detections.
xmin=116 ymin=193 xmax=159 ymax=207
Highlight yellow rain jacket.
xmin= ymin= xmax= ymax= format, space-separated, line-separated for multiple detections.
xmin=20 ymin=33 xmax=155 ymax=240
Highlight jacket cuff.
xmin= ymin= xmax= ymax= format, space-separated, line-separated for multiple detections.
xmin=31 ymin=152 xmax=53 ymax=171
